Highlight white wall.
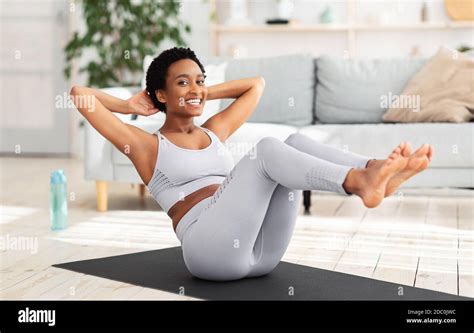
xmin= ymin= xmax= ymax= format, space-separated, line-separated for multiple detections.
xmin=0 ymin=0 xmax=70 ymax=155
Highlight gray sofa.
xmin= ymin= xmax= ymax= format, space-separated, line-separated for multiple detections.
xmin=84 ymin=54 xmax=474 ymax=212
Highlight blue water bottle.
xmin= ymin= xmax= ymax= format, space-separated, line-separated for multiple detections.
xmin=50 ymin=169 xmax=68 ymax=230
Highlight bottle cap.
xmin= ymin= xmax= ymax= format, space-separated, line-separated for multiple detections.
xmin=50 ymin=169 xmax=67 ymax=184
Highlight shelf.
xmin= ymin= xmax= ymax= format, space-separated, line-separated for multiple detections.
xmin=211 ymin=21 xmax=474 ymax=33
xmin=212 ymin=23 xmax=348 ymax=33
xmin=447 ymin=21 xmax=474 ymax=28
xmin=208 ymin=0 xmax=473 ymax=57
xmin=355 ymin=21 xmax=474 ymax=30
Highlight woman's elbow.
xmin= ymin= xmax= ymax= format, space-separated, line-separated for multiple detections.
xmin=69 ymin=85 xmax=79 ymax=96
xmin=70 ymin=85 xmax=86 ymax=96
xmin=254 ymin=76 xmax=265 ymax=91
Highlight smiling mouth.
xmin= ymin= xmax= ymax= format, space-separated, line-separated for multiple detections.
xmin=185 ymin=98 xmax=202 ymax=106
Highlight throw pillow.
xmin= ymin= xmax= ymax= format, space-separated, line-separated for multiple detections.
xmin=382 ymin=46 xmax=474 ymax=123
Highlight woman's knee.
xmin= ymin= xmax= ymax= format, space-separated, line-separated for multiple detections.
xmin=258 ymin=136 xmax=283 ymax=147
xmin=255 ymin=136 xmax=284 ymax=158
xmin=284 ymin=133 xmax=304 ymax=146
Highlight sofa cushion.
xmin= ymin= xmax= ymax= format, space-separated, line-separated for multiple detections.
xmin=298 ymin=123 xmax=473 ymax=168
xmin=220 ymin=54 xmax=315 ymax=126
xmin=315 ymin=55 xmax=426 ymax=123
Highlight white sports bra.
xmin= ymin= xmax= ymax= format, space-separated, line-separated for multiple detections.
xmin=146 ymin=125 xmax=235 ymax=213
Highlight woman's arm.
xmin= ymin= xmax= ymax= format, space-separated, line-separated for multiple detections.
xmin=71 ymin=87 xmax=159 ymax=115
xmin=206 ymin=77 xmax=264 ymax=100
xmin=72 ymin=86 xmax=130 ymax=114
xmin=70 ymin=86 xmax=157 ymax=161
xmin=202 ymin=76 xmax=265 ymax=141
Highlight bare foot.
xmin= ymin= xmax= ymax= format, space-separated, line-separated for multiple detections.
xmin=343 ymin=146 xmax=408 ymax=208
xmin=384 ymin=143 xmax=432 ymax=197
xmin=367 ymin=143 xmax=433 ymax=197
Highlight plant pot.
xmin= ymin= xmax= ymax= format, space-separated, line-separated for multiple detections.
xmin=277 ymin=0 xmax=294 ymax=20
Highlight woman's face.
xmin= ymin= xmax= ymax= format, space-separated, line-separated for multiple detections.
xmin=156 ymin=59 xmax=207 ymax=116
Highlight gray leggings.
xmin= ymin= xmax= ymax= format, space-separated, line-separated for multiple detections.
xmin=176 ymin=133 xmax=373 ymax=281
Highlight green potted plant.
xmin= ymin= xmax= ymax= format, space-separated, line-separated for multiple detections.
xmin=64 ymin=0 xmax=191 ymax=88
xmin=65 ymin=0 xmax=191 ymax=157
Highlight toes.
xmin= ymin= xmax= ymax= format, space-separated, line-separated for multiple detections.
xmin=420 ymin=156 xmax=430 ymax=169
xmin=402 ymin=142 xmax=412 ymax=157
xmin=428 ymin=145 xmax=434 ymax=161
xmin=392 ymin=142 xmax=404 ymax=155
xmin=409 ymin=154 xmax=430 ymax=172
xmin=396 ymin=142 xmax=404 ymax=153
xmin=394 ymin=142 xmax=412 ymax=158
xmin=414 ymin=143 xmax=430 ymax=157
xmin=387 ymin=151 xmax=403 ymax=166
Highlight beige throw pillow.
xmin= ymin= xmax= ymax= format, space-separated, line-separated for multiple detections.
xmin=383 ymin=46 xmax=474 ymax=123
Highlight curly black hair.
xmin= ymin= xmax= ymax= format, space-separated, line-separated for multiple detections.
xmin=145 ymin=47 xmax=205 ymax=113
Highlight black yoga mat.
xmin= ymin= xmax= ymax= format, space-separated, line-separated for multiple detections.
xmin=53 ymin=246 xmax=468 ymax=300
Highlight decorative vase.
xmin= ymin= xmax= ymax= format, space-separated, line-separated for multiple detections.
xmin=226 ymin=0 xmax=251 ymax=25
xmin=277 ymin=0 xmax=294 ymax=20
xmin=319 ymin=6 xmax=333 ymax=24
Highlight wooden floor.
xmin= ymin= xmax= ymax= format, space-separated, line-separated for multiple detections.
xmin=0 ymin=157 xmax=472 ymax=299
